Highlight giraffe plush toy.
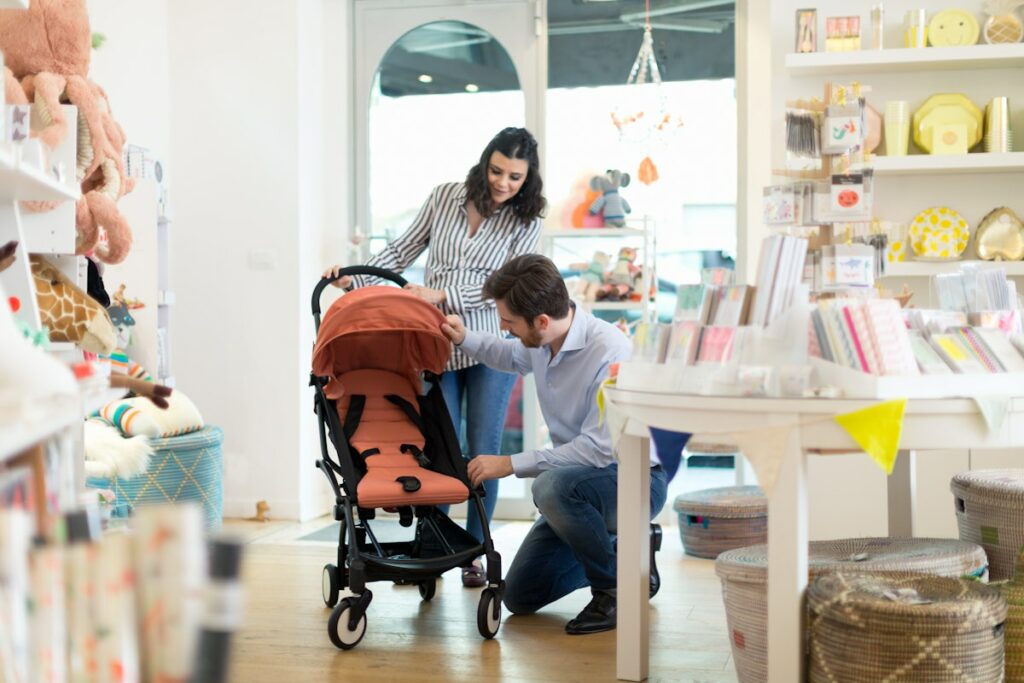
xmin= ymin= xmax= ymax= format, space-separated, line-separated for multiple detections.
xmin=30 ymin=255 xmax=116 ymax=354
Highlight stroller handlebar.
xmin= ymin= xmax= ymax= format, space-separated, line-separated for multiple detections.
xmin=312 ymin=266 xmax=409 ymax=329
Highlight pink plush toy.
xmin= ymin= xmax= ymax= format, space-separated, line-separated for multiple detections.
xmin=0 ymin=0 xmax=135 ymax=264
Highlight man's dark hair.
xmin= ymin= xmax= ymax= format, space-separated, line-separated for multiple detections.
xmin=483 ymin=254 xmax=571 ymax=324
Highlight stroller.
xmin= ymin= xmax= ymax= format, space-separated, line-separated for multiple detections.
xmin=310 ymin=267 xmax=504 ymax=650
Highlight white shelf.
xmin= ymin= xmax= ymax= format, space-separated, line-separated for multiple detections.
xmin=0 ymin=146 xmax=79 ymax=203
xmin=542 ymin=227 xmax=646 ymax=238
xmin=584 ymin=301 xmax=645 ymax=311
xmin=883 ymin=260 xmax=1024 ymax=278
xmin=873 ymin=152 xmax=1024 ymax=176
xmin=785 ymin=44 xmax=1024 ymax=76
xmin=0 ymin=396 xmax=80 ymax=462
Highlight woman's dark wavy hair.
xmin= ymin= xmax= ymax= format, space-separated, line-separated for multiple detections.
xmin=465 ymin=127 xmax=546 ymax=225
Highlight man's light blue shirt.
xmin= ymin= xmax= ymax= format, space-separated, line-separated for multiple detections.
xmin=458 ymin=306 xmax=632 ymax=478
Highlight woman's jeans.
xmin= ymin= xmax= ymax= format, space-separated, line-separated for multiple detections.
xmin=503 ymin=463 xmax=668 ymax=614
xmin=437 ymin=363 xmax=517 ymax=544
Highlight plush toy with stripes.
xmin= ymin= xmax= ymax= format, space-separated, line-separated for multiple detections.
xmin=95 ymin=388 xmax=203 ymax=438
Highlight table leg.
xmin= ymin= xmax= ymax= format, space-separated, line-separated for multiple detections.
xmin=887 ymin=449 xmax=915 ymax=538
xmin=616 ymin=433 xmax=651 ymax=682
xmin=767 ymin=429 xmax=807 ymax=683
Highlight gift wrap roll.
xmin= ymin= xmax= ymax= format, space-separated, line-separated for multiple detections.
xmin=29 ymin=541 xmax=67 ymax=683
xmin=132 ymin=503 xmax=206 ymax=683
xmin=96 ymin=532 xmax=140 ymax=683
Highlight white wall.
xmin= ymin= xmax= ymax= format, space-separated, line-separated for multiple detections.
xmin=86 ymin=0 xmax=172 ymax=162
xmin=163 ymin=0 xmax=337 ymax=520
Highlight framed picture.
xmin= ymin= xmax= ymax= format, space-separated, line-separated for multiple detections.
xmin=796 ymin=9 xmax=818 ymax=53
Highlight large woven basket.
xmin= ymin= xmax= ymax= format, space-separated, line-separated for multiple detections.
xmin=673 ymin=486 xmax=767 ymax=559
xmin=808 ymin=572 xmax=1007 ymax=682
xmin=996 ymin=548 xmax=1024 ymax=681
xmin=86 ymin=426 xmax=224 ymax=530
xmin=715 ymin=538 xmax=989 ymax=683
xmin=952 ymin=469 xmax=1024 ymax=581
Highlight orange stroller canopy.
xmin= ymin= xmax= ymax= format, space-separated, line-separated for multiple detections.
xmin=312 ymin=287 xmax=451 ymax=392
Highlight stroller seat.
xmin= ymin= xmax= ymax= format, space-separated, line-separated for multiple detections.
xmin=336 ymin=368 xmax=469 ymax=508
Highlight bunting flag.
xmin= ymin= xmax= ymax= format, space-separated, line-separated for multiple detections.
xmin=596 ymin=377 xmax=614 ymax=426
xmin=649 ymin=428 xmax=691 ymax=481
xmin=734 ymin=425 xmax=794 ymax=497
xmin=834 ymin=399 xmax=907 ymax=475
xmin=606 ymin=399 xmax=628 ymax=450
xmin=974 ymin=396 xmax=1010 ymax=434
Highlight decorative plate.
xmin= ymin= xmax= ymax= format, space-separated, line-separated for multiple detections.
xmin=976 ymin=206 xmax=1024 ymax=260
xmin=928 ymin=9 xmax=982 ymax=46
xmin=909 ymin=207 xmax=970 ymax=259
xmin=912 ymin=93 xmax=983 ymax=153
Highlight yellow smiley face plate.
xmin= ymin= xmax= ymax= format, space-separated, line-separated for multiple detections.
xmin=928 ymin=9 xmax=981 ymax=47
xmin=909 ymin=207 xmax=970 ymax=260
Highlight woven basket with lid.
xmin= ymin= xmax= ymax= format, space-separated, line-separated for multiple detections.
xmin=808 ymin=572 xmax=1007 ymax=682
xmin=672 ymin=486 xmax=767 ymax=559
xmin=715 ymin=538 xmax=989 ymax=683
xmin=996 ymin=547 xmax=1024 ymax=681
xmin=952 ymin=469 xmax=1024 ymax=581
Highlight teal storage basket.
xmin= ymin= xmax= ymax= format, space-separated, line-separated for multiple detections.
xmin=87 ymin=425 xmax=224 ymax=529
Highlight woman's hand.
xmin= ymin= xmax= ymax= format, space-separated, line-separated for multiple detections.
xmin=322 ymin=265 xmax=352 ymax=289
xmin=404 ymin=284 xmax=447 ymax=306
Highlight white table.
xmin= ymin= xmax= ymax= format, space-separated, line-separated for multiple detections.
xmin=607 ymin=389 xmax=1024 ymax=682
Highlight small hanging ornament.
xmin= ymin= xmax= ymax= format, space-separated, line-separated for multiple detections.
xmin=609 ymin=0 xmax=683 ymax=184
xmin=637 ymin=156 xmax=659 ymax=185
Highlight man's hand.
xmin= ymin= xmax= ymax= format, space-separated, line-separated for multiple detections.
xmin=467 ymin=455 xmax=513 ymax=487
xmin=404 ymin=283 xmax=447 ymax=306
xmin=441 ymin=314 xmax=467 ymax=345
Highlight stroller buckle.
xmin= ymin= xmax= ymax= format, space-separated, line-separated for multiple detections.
xmin=396 ymin=476 xmax=421 ymax=493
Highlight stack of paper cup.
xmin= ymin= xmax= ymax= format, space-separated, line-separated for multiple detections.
xmin=985 ymin=97 xmax=1013 ymax=153
xmin=884 ymin=101 xmax=911 ymax=156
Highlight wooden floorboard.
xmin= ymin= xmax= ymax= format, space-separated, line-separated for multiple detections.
xmin=225 ymin=518 xmax=739 ymax=683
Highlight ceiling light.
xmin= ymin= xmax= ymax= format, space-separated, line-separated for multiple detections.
xmin=418 ymin=74 xmax=433 ymax=83
xmin=465 ymin=83 xmax=480 ymax=93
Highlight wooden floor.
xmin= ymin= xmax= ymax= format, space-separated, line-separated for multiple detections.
xmin=224 ymin=517 xmax=739 ymax=683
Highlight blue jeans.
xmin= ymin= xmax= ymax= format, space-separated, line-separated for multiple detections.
xmin=437 ymin=364 xmax=517 ymax=544
xmin=503 ymin=463 xmax=668 ymax=614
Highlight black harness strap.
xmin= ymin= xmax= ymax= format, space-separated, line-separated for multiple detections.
xmin=401 ymin=443 xmax=431 ymax=468
xmin=385 ymin=394 xmax=427 ymax=435
xmin=343 ymin=395 xmax=366 ymax=440
xmin=360 ymin=448 xmax=381 ymax=458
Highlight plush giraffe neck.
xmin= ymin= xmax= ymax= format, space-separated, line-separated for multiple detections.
xmin=29 ymin=255 xmax=115 ymax=353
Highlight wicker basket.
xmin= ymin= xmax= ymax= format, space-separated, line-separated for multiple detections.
xmin=808 ymin=572 xmax=1007 ymax=682
xmin=996 ymin=547 xmax=1024 ymax=682
xmin=952 ymin=469 xmax=1024 ymax=581
xmin=673 ymin=486 xmax=767 ymax=559
xmin=715 ymin=538 xmax=989 ymax=683
xmin=86 ymin=426 xmax=224 ymax=530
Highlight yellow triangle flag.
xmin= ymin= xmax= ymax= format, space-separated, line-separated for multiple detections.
xmin=834 ymin=399 xmax=907 ymax=475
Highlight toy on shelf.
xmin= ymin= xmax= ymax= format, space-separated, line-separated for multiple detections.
xmin=30 ymin=255 xmax=116 ymax=353
xmin=597 ymin=247 xmax=642 ymax=301
xmin=570 ymin=251 xmax=611 ymax=301
xmin=0 ymin=241 xmax=17 ymax=273
xmin=589 ymin=170 xmax=632 ymax=228
xmin=0 ymin=0 xmax=135 ymax=264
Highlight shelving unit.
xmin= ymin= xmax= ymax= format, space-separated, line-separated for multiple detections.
xmin=885 ymin=260 xmax=1024 ymax=278
xmin=873 ymin=152 xmax=1024 ymax=176
xmin=785 ymin=43 xmax=1024 ymax=76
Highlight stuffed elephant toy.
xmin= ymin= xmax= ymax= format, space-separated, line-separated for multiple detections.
xmin=588 ymin=170 xmax=632 ymax=227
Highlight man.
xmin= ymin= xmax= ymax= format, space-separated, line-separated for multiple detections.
xmin=440 ymin=254 xmax=667 ymax=635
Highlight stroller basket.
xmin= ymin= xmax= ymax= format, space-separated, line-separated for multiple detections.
xmin=310 ymin=266 xmax=505 ymax=650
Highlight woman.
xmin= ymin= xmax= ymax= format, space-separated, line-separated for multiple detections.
xmin=323 ymin=127 xmax=545 ymax=587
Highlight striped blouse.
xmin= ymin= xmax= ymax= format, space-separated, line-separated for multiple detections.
xmin=357 ymin=182 xmax=542 ymax=371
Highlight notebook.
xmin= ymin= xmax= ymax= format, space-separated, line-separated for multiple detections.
xmin=953 ymin=327 xmax=1004 ymax=373
xmin=863 ymin=299 xmax=919 ymax=376
xmin=666 ymin=321 xmax=702 ymax=365
xmin=972 ymin=328 xmax=1024 ymax=373
xmin=711 ymin=285 xmax=754 ymax=327
xmin=696 ymin=327 xmax=739 ymax=364
xmin=908 ymin=330 xmax=953 ymax=374
xmin=928 ymin=333 xmax=989 ymax=374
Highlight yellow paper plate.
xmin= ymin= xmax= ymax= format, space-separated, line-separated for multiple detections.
xmin=928 ymin=9 xmax=981 ymax=47
xmin=909 ymin=207 xmax=970 ymax=259
xmin=912 ymin=94 xmax=983 ymax=153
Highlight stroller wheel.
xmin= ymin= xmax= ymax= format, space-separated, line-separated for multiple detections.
xmin=417 ymin=579 xmax=437 ymax=601
xmin=328 ymin=598 xmax=368 ymax=650
xmin=322 ymin=564 xmax=340 ymax=608
xmin=476 ymin=587 xmax=502 ymax=639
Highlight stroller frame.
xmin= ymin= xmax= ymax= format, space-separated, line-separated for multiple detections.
xmin=311 ymin=266 xmax=504 ymax=650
